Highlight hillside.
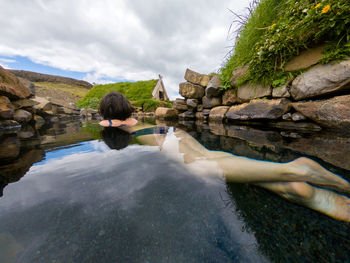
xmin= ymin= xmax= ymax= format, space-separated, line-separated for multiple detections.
xmin=9 ymin=69 xmax=92 ymax=89
xmin=77 ymin=80 xmax=158 ymax=109
xmin=221 ymin=0 xmax=350 ymax=89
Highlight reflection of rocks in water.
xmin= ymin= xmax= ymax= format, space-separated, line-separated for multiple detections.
xmin=0 ymin=149 xmax=44 ymax=183
xmin=226 ymin=183 xmax=350 ymax=262
xmin=284 ymin=132 xmax=350 ymax=171
xmin=0 ymin=135 xmax=20 ymax=162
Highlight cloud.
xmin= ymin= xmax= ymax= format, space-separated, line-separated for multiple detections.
xmin=0 ymin=0 xmax=251 ymax=98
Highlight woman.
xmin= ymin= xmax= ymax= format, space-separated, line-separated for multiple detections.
xmin=98 ymin=91 xmax=350 ymax=221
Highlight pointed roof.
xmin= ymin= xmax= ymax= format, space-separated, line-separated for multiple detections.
xmin=152 ymin=74 xmax=169 ymax=100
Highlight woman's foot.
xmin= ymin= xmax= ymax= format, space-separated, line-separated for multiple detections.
xmin=289 ymin=157 xmax=350 ymax=193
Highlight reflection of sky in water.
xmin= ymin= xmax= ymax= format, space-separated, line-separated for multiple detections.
xmin=0 ymin=138 xmax=268 ymax=263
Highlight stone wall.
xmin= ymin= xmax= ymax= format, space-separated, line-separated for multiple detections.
xmin=172 ymin=60 xmax=350 ymax=131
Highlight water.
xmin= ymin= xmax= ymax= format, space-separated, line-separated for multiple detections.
xmin=0 ymin=120 xmax=349 ymax=263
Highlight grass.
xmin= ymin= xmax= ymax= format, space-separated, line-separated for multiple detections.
xmin=34 ymin=82 xmax=90 ymax=98
xmin=76 ymin=80 xmax=162 ymax=110
xmin=221 ymin=0 xmax=350 ymax=89
xmin=131 ymin=99 xmax=172 ymax=112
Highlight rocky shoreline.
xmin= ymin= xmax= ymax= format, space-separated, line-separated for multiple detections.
xmin=0 ymin=66 xmax=99 ymax=133
xmin=158 ymin=57 xmax=350 ymax=132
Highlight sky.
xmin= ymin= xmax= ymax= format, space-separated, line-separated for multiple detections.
xmin=0 ymin=0 xmax=251 ymax=98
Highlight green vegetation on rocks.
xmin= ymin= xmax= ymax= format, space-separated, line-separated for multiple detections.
xmin=221 ymin=0 xmax=350 ymax=89
xmin=76 ymin=80 xmax=158 ymax=109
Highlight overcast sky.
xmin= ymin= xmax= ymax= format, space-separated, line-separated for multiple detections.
xmin=0 ymin=0 xmax=251 ymax=98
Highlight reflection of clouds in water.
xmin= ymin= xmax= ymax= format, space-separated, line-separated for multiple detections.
xmin=0 ymin=137 xmax=267 ymax=263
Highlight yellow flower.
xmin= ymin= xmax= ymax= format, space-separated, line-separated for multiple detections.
xmin=270 ymin=24 xmax=276 ymax=29
xmin=315 ymin=3 xmax=321 ymax=8
xmin=321 ymin=5 xmax=331 ymax=13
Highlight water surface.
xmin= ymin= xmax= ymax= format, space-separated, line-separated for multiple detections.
xmin=0 ymin=120 xmax=349 ymax=263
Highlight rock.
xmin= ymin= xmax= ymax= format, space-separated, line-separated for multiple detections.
xmin=230 ymin=65 xmax=249 ymax=87
xmin=222 ymin=89 xmax=237 ymax=105
xmin=291 ymin=112 xmax=307 ymax=122
xmin=173 ymin=99 xmax=188 ymax=111
xmin=17 ymin=77 xmax=35 ymax=95
xmin=12 ymin=98 xmax=39 ymax=109
xmin=0 ymin=66 xmax=32 ymax=99
xmin=237 ymin=83 xmax=272 ymax=103
xmin=202 ymin=109 xmax=211 ymax=116
xmin=290 ymin=59 xmax=350 ymax=100
xmin=202 ymin=96 xmax=221 ymax=109
xmin=184 ymin=68 xmax=211 ymax=87
xmin=226 ymin=98 xmax=291 ymax=120
xmin=209 ymin=106 xmax=229 ymax=122
xmin=32 ymin=96 xmax=52 ymax=112
xmin=179 ymin=82 xmax=205 ymax=99
xmin=205 ymin=75 xmax=222 ymax=98
xmin=0 ymin=120 xmax=21 ymax=132
xmin=178 ymin=111 xmax=195 ymax=120
xmin=284 ymin=45 xmax=325 ymax=71
xmin=197 ymin=104 xmax=203 ymax=112
xmin=272 ymin=85 xmax=290 ymax=98
xmin=155 ymin=107 xmax=178 ymax=119
xmin=186 ymin=99 xmax=198 ymax=109
xmin=0 ymin=96 xmax=14 ymax=119
xmin=282 ymin=113 xmax=292 ymax=121
xmin=292 ymin=95 xmax=350 ymax=128
xmin=14 ymin=109 xmax=32 ymax=123
xmin=68 ymin=102 xmax=80 ymax=111
xmin=195 ymin=111 xmax=208 ymax=120
xmin=33 ymin=114 xmax=45 ymax=124
xmin=273 ymin=122 xmax=322 ymax=131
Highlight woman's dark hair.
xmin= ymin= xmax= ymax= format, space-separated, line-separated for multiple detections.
xmin=101 ymin=127 xmax=132 ymax=150
xmin=98 ymin=91 xmax=135 ymax=120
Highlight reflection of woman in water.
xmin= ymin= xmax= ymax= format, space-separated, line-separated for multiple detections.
xmin=99 ymin=92 xmax=350 ymax=222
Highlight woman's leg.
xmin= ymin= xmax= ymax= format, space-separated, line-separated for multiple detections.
xmin=174 ymin=129 xmax=350 ymax=191
xmin=256 ymin=181 xmax=350 ymax=222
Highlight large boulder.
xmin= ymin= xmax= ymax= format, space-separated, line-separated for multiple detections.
xmin=226 ymin=98 xmax=291 ymax=120
xmin=14 ymin=109 xmax=32 ymax=123
xmin=205 ymin=75 xmax=222 ymax=98
xmin=222 ymin=89 xmax=237 ymax=105
xmin=0 ymin=96 xmax=14 ymax=119
xmin=209 ymin=106 xmax=229 ymax=122
xmin=202 ymin=96 xmax=221 ymax=109
xmin=230 ymin=65 xmax=249 ymax=87
xmin=290 ymin=59 xmax=350 ymax=100
xmin=0 ymin=66 xmax=32 ymax=99
xmin=292 ymin=95 xmax=350 ymax=128
xmin=237 ymin=83 xmax=272 ymax=103
xmin=179 ymin=82 xmax=205 ymax=99
xmin=155 ymin=107 xmax=178 ymax=119
xmin=184 ymin=69 xmax=211 ymax=87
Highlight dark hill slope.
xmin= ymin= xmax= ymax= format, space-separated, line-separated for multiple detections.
xmin=8 ymin=69 xmax=92 ymax=89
